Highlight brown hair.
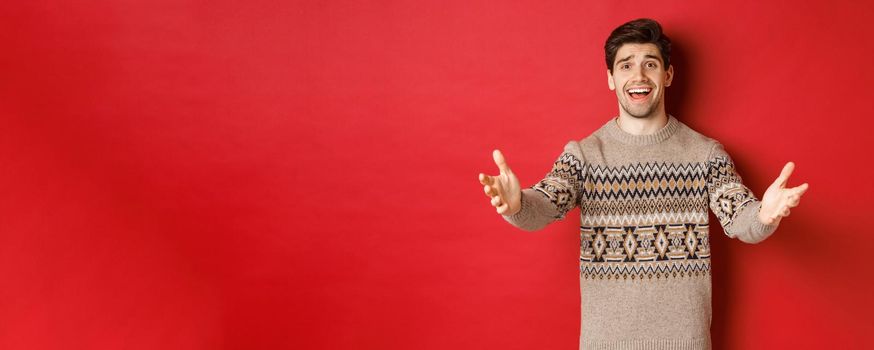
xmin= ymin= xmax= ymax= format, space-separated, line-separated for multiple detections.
xmin=605 ymin=18 xmax=671 ymax=73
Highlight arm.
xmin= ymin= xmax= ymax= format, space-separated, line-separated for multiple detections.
xmin=706 ymin=142 xmax=808 ymax=244
xmin=477 ymin=142 xmax=585 ymax=232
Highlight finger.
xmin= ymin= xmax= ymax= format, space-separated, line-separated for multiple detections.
xmin=479 ymin=173 xmax=493 ymax=186
xmin=491 ymin=196 xmax=503 ymax=207
xmin=493 ymin=149 xmax=511 ymax=174
xmin=484 ymin=185 xmax=496 ymax=197
xmin=781 ymin=208 xmax=790 ymax=217
xmin=787 ymin=191 xmax=802 ymax=206
xmin=774 ymin=162 xmax=795 ymax=187
xmin=793 ymin=183 xmax=809 ymax=196
xmin=496 ymin=202 xmax=508 ymax=214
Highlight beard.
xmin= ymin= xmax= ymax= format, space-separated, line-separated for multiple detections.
xmin=619 ymin=92 xmax=662 ymax=119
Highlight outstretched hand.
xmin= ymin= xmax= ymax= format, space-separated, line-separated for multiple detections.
xmin=758 ymin=162 xmax=809 ymax=225
xmin=478 ymin=150 xmax=522 ymax=216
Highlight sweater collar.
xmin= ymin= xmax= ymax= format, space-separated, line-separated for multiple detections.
xmin=604 ymin=114 xmax=680 ymax=146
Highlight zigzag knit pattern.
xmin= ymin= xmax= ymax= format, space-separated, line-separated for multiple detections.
xmin=708 ymin=155 xmax=756 ymax=231
xmin=532 ymin=153 xmax=585 ymax=219
xmin=531 ymin=154 xmax=753 ymax=280
xmin=502 ymin=116 xmax=777 ymax=348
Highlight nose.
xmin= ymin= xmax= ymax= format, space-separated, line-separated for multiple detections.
xmin=631 ymin=65 xmax=648 ymax=82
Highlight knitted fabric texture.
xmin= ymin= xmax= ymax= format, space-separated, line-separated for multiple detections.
xmin=503 ymin=115 xmax=777 ymax=350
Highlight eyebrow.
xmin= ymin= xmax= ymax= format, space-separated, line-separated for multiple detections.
xmin=615 ymin=54 xmax=663 ymax=66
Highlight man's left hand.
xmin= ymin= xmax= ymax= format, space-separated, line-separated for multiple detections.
xmin=759 ymin=162 xmax=809 ymax=225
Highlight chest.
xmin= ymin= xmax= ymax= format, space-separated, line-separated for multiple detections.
xmin=578 ymin=162 xmax=711 ymax=227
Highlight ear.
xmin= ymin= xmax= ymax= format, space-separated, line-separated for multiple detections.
xmin=607 ymin=69 xmax=615 ymax=91
xmin=665 ymin=65 xmax=674 ymax=87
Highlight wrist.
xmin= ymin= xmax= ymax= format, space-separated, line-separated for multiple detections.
xmin=504 ymin=192 xmax=524 ymax=217
xmin=757 ymin=206 xmax=778 ymax=226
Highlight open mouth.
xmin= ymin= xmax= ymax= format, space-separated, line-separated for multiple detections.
xmin=626 ymin=87 xmax=652 ymax=102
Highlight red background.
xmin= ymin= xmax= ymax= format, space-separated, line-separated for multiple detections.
xmin=2 ymin=1 xmax=873 ymax=349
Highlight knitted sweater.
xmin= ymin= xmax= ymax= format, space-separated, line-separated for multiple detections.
xmin=503 ymin=115 xmax=777 ymax=350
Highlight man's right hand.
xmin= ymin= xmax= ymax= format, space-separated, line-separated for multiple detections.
xmin=478 ymin=149 xmax=522 ymax=216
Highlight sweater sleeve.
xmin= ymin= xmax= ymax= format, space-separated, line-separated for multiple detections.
xmin=502 ymin=141 xmax=586 ymax=231
xmin=706 ymin=142 xmax=778 ymax=243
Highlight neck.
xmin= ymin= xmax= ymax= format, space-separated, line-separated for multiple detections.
xmin=616 ymin=110 xmax=669 ymax=135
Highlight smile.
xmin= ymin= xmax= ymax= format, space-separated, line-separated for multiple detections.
xmin=626 ymin=87 xmax=652 ymax=102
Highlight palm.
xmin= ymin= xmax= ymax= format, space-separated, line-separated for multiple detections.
xmin=758 ymin=162 xmax=809 ymax=225
xmin=478 ymin=150 xmax=522 ymax=215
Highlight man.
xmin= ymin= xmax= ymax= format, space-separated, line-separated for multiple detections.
xmin=477 ymin=18 xmax=808 ymax=349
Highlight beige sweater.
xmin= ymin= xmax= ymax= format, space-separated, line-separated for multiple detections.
xmin=503 ymin=115 xmax=777 ymax=350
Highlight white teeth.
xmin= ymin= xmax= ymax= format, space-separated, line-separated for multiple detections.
xmin=627 ymin=88 xmax=651 ymax=94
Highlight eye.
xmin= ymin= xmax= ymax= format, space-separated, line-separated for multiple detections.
xmin=621 ymin=64 xmax=630 ymax=70
xmin=646 ymin=62 xmax=658 ymax=69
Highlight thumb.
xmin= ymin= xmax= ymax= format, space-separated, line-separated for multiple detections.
xmin=774 ymin=162 xmax=795 ymax=187
xmin=493 ymin=149 xmax=512 ymax=174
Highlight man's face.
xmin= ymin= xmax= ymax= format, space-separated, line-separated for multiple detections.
xmin=607 ymin=43 xmax=673 ymax=119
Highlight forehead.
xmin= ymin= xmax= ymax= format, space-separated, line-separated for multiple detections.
xmin=614 ymin=43 xmax=663 ymax=65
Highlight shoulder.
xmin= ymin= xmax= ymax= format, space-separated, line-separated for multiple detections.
xmin=558 ymin=119 xmax=613 ymax=160
xmin=564 ymin=130 xmax=605 ymax=162
xmin=672 ymin=119 xmax=726 ymax=160
xmin=675 ymin=120 xmax=718 ymax=146
xmin=572 ymin=120 xmax=613 ymax=155
xmin=560 ymin=139 xmax=586 ymax=161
